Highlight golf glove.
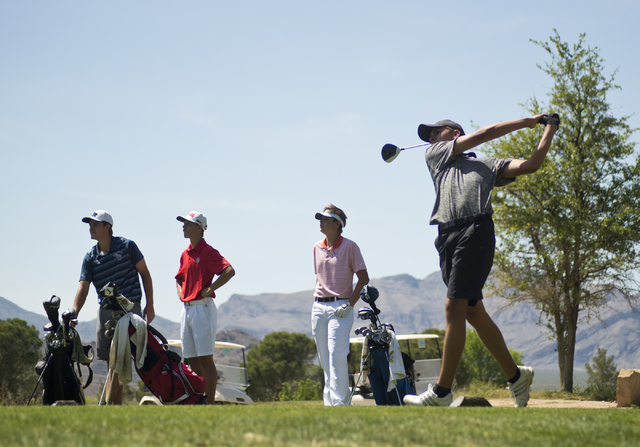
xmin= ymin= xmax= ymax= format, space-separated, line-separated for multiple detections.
xmin=334 ymin=303 xmax=353 ymax=318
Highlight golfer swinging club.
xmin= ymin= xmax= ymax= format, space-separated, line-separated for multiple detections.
xmin=402 ymin=114 xmax=560 ymax=407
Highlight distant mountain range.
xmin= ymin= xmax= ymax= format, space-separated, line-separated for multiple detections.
xmin=2 ymin=272 xmax=640 ymax=370
xmin=215 ymin=272 xmax=640 ymax=370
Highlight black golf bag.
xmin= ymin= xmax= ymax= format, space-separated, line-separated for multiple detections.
xmin=29 ymin=296 xmax=94 ymax=405
xmin=352 ymin=285 xmax=415 ymax=406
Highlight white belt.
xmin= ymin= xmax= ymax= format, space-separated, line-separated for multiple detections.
xmin=183 ymin=298 xmax=212 ymax=306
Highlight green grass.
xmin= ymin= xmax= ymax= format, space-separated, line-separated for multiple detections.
xmin=1 ymin=403 xmax=639 ymax=447
xmin=459 ymin=381 xmax=584 ymax=401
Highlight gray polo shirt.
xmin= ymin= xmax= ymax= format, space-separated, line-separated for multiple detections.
xmin=425 ymin=139 xmax=514 ymax=225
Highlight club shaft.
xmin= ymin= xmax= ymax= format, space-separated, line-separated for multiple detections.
xmin=400 ymin=142 xmax=430 ymax=151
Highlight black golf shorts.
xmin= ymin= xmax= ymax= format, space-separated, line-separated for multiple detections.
xmin=435 ymin=218 xmax=495 ymax=305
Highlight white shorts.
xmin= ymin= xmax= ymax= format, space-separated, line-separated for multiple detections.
xmin=180 ymin=298 xmax=217 ymax=358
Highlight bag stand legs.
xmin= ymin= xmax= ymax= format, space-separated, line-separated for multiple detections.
xmin=99 ymin=368 xmax=113 ymax=405
xmin=27 ymin=355 xmax=51 ymax=405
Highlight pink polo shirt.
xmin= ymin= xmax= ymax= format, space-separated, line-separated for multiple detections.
xmin=314 ymin=235 xmax=367 ymax=298
xmin=175 ymin=239 xmax=231 ymax=302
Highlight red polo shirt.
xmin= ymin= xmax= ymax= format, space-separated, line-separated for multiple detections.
xmin=175 ymin=239 xmax=231 ymax=302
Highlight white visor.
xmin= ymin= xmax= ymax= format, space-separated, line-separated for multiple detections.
xmin=315 ymin=211 xmax=345 ymax=228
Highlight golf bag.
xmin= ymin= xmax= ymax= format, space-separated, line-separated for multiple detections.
xmin=130 ymin=323 xmax=207 ymax=404
xmin=362 ymin=341 xmax=415 ymax=406
xmin=99 ymin=282 xmax=207 ymax=405
xmin=352 ymin=285 xmax=415 ymax=406
xmin=29 ymin=296 xmax=94 ymax=405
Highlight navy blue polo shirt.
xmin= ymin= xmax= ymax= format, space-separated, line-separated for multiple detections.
xmin=80 ymin=236 xmax=144 ymax=302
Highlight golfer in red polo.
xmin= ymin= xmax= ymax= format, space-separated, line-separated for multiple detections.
xmin=176 ymin=211 xmax=235 ymax=404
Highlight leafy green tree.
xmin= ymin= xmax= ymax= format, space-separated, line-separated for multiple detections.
xmin=0 ymin=319 xmax=43 ymax=404
xmin=582 ymin=348 xmax=618 ymax=401
xmin=485 ymin=31 xmax=640 ymax=392
xmin=246 ymin=331 xmax=318 ymax=401
xmin=278 ymin=378 xmax=322 ymax=401
xmin=455 ymin=329 xmax=523 ymax=388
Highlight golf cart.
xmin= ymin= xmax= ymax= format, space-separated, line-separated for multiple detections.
xmin=349 ymin=333 xmax=442 ymax=405
xmin=139 ymin=340 xmax=254 ymax=405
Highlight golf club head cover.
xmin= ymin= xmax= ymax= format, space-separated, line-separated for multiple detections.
xmin=43 ymin=295 xmax=61 ymax=330
xmin=538 ymin=113 xmax=561 ymax=128
xmin=334 ymin=303 xmax=352 ymax=318
xmin=62 ymin=308 xmax=76 ymax=326
xmin=359 ymin=285 xmax=379 ymax=305
xmin=115 ymin=294 xmax=134 ymax=312
xmin=99 ymin=282 xmax=119 ymax=309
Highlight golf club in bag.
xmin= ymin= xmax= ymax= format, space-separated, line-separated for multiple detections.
xmin=28 ymin=296 xmax=94 ymax=405
xmin=350 ymin=285 xmax=415 ymax=405
xmin=98 ymin=282 xmax=207 ymax=405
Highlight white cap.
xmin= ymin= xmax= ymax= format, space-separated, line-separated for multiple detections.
xmin=315 ymin=210 xmax=345 ymax=228
xmin=82 ymin=210 xmax=113 ymax=226
xmin=177 ymin=211 xmax=207 ymax=231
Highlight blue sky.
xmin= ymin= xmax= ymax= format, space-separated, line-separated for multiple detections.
xmin=1 ymin=0 xmax=639 ymax=323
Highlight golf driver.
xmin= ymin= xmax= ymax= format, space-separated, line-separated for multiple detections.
xmin=381 ymin=142 xmax=430 ymax=163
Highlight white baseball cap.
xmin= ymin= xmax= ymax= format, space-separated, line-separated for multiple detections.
xmin=82 ymin=210 xmax=114 ymax=226
xmin=177 ymin=211 xmax=207 ymax=231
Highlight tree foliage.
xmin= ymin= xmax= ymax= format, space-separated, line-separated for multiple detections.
xmin=278 ymin=378 xmax=322 ymax=401
xmin=455 ymin=329 xmax=523 ymax=388
xmin=485 ymin=31 xmax=640 ymax=392
xmin=245 ymin=331 xmax=319 ymax=401
xmin=580 ymin=348 xmax=618 ymax=401
xmin=0 ymin=319 xmax=43 ymax=404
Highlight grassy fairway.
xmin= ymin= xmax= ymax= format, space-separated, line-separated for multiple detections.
xmin=1 ymin=403 xmax=638 ymax=447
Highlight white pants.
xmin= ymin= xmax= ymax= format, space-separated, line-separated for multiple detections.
xmin=311 ymin=300 xmax=354 ymax=406
xmin=181 ymin=298 xmax=217 ymax=358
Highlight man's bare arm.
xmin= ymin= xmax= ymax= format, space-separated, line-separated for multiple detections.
xmin=73 ymin=280 xmax=91 ymax=319
xmin=453 ymin=115 xmax=543 ymax=155
xmin=135 ymin=258 xmax=155 ymax=323
xmin=502 ymin=123 xmax=558 ymax=178
xmin=201 ymin=266 xmax=236 ymax=298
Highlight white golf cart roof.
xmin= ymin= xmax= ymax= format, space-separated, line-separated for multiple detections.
xmin=167 ymin=340 xmax=246 ymax=350
xmin=349 ymin=333 xmax=439 ymax=344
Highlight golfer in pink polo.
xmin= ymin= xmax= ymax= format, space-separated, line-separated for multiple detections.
xmin=313 ymin=204 xmax=369 ymax=406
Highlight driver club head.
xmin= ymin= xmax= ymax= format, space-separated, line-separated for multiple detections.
xmin=381 ymin=142 xmax=430 ymax=163
xmin=381 ymin=144 xmax=401 ymax=163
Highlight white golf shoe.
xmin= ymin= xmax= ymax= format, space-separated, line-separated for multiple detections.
xmin=403 ymin=383 xmax=453 ymax=407
xmin=508 ymin=366 xmax=534 ymax=407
